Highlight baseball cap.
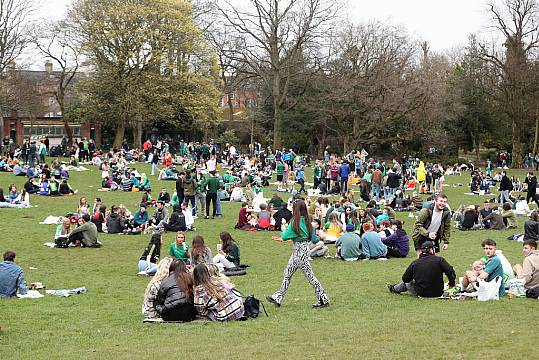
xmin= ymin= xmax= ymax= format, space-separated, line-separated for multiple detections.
xmin=420 ymin=241 xmax=436 ymax=249
xmin=346 ymin=223 xmax=355 ymax=232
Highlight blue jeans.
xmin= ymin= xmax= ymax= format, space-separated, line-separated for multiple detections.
xmin=371 ymin=184 xmax=381 ymax=199
xmin=138 ymin=260 xmax=157 ymax=275
xmin=184 ymin=195 xmax=196 ymax=216
xmin=384 ymin=187 xmax=397 ymax=201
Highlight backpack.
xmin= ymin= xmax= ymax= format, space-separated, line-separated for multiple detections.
xmin=243 ymin=295 xmax=268 ymax=318
xmin=526 ymin=286 xmax=539 ymax=299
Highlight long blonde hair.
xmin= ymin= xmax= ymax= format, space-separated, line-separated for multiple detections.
xmin=144 ymin=257 xmax=173 ymax=297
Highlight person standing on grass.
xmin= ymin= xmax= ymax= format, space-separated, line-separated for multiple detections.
xmin=498 ymin=171 xmax=513 ymax=205
xmin=388 ymin=241 xmax=456 ymax=297
xmin=412 ymin=193 xmax=451 ymax=256
xmin=203 ymin=170 xmax=220 ymax=219
xmin=266 ymin=200 xmax=330 ymax=308
xmin=0 ymin=251 xmax=28 ymax=297
xmin=525 ymin=172 xmax=538 ymax=206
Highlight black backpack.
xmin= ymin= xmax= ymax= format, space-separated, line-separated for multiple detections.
xmin=243 ymin=295 xmax=268 ymax=318
xmin=526 ymin=286 xmax=539 ymax=299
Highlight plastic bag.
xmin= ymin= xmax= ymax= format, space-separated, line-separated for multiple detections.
xmin=477 ymin=276 xmax=501 ymax=301
xmin=507 ymin=278 xmax=526 ymax=297
xmin=495 ymin=250 xmax=515 ymax=282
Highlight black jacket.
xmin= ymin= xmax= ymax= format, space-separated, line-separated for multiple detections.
xmin=525 ymin=176 xmax=537 ymax=194
xmin=402 ymin=253 xmax=456 ymax=298
xmin=106 ymin=213 xmax=124 ymax=234
xmin=499 ymin=176 xmax=513 ymax=191
xmin=386 ymin=172 xmax=401 ymax=188
xmin=165 ymin=211 xmax=186 ymax=231
xmin=155 ymin=275 xmax=195 ymax=319
xmin=524 ymin=219 xmax=539 ymax=241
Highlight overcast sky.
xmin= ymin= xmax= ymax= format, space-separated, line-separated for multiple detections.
xmin=29 ymin=0 xmax=496 ymax=68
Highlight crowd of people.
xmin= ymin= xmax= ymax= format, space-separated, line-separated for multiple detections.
xmin=1 ymin=136 xmax=539 ymax=323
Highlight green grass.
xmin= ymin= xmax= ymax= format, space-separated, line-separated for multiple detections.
xmin=0 ymin=164 xmax=536 ymax=359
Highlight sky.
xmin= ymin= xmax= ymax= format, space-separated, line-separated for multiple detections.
xmin=27 ymin=0 xmax=495 ymax=67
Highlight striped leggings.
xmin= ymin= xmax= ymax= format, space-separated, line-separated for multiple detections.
xmin=271 ymin=242 xmax=329 ymax=304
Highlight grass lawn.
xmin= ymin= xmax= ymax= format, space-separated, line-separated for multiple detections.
xmin=0 ymin=163 xmax=536 ymax=359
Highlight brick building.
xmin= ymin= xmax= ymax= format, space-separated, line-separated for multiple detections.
xmin=1 ymin=61 xmax=97 ymax=146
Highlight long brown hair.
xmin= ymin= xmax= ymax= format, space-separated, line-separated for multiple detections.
xmin=193 ymin=264 xmax=225 ymax=302
xmin=191 ymin=235 xmax=208 ymax=262
xmin=170 ymin=259 xmax=194 ymax=303
xmin=292 ymin=199 xmax=312 ymax=239
xmin=219 ymin=231 xmax=235 ymax=253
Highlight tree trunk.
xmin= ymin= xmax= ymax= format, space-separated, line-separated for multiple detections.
xmin=533 ymin=104 xmax=539 ymax=155
xmin=63 ymin=119 xmax=74 ymax=146
xmin=228 ymin=93 xmax=234 ymax=121
xmin=113 ymin=117 xmax=126 ymax=149
xmin=272 ymin=74 xmax=282 ymax=149
xmin=132 ymin=120 xmax=142 ymax=150
xmin=317 ymin=126 xmax=326 ymax=159
xmin=94 ymin=121 xmax=102 ymax=149
xmin=512 ymin=118 xmax=523 ymax=168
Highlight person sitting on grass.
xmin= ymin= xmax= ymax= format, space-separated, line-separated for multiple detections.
xmin=54 ymin=217 xmax=72 ymax=245
xmin=24 ymin=176 xmax=39 ymax=194
xmin=0 ymin=250 xmax=28 ymax=297
xmin=382 ymin=219 xmax=409 ymax=258
xmin=138 ymin=234 xmax=162 ymax=276
xmin=461 ymin=259 xmax=486 ymax=292
xmin=58 ymin=214 xmax=101 ymax=248
xmin=483 ymin=204 xmax=505 ymax=230
xmin=256 ymin=203 xmax=272 ymax=230
xmin=59 ymin=179 xmax=76 ymax=195
xmin=142 ymin=257 xmax=173 ymax=322
xmin=169 ymin=231 xmax=191 ymax=263
xmin=106 ymin=205 xmax=126 ymax=234
xmin=133 ymin=205 xmax=149 ymax=230
xmin=190 ymin=235 xmax=212 ymax=266
xmin=193 ymin=263 xmax=244 ymax=322
xmin=159 ymin=205 xmax=187 ymax=232
xmin=158 ymin=188 xmax=171 ymax=204
xmin=336 ymin=223 xmax=362 ymax=261
xmin=213 ymin=231 xmax=240 ymax=270
xmin=524 ymin=211 xmax=539 ymax=241
xmin=513 ymin=240 xmax=539 ymax=291
xmin=501 ymin=202 xmax=518 ymax=229
xmin=309 ymin=219 xmax=329 ymax=258
xmin=37 ymin=178 xmax=50 ymax=196
xmin=234 ymin=202 xmax=252 ymax=229
xmin=360 ymin=223 xmax=387 ymax=260
xmin=461 ymin=239 xmax=505 ymax=298
xmin=324 ymin=212 xmax=343 ymax=243
xmin=388 ymin=241 xmax=456 ymax=297
xmin=155 ymin=259 xmax=197 ymax=322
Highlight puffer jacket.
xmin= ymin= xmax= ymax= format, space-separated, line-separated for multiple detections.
xmin=155 ymin=275 xmax=192 ymax=316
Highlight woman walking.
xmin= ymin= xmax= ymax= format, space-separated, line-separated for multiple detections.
xmin=266 ymin=199 xmax=329 ymax=308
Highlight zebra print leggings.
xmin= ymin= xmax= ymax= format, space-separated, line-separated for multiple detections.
xmin=271 ymin=242 xmax=329 ymax=305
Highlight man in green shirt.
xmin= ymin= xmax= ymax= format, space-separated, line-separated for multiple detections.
xmin=313 ymin=160 xmax=325 ymax=190
xmin=276 ymin=160 xmax=285 ymax=190
xmin=204 ymin=170 xmax=220 ymax=219
xmin=462 ymin=239 xmax=505 ymax=297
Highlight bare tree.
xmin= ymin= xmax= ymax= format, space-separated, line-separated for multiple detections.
xmin=216 ymin=0 xmax=342 ymax=149
xmin=479 ymin=0 xmax=539 ymax=167
xmin=0 ymin=0 xmax=36 ymax=138
xmin=33 ymin=20 xmax=81 ymax=145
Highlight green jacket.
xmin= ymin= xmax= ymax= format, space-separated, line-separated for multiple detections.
xmin=412 ymin=206 xmax=451 ymax=245
xmin=204 ymin=176 xmax=220 ymax=194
